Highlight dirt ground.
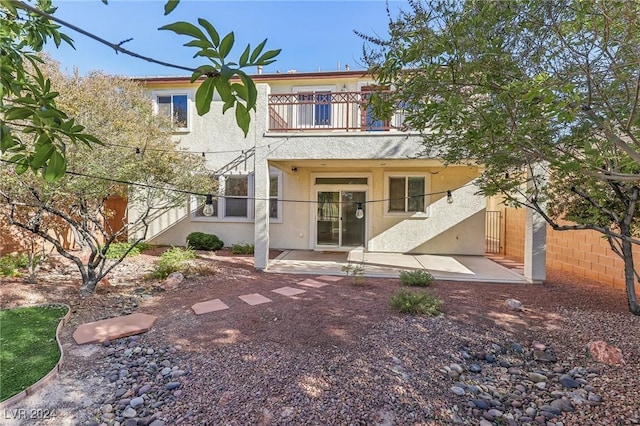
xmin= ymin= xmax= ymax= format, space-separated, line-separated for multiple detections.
xmin=1 ymin=249 xmax=639 ymax=425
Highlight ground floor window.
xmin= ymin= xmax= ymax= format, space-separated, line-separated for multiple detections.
xmin=387 ymin=175 xmax=427 ymax=213
xmin=192 ymin=172 xmax=281 ymax=221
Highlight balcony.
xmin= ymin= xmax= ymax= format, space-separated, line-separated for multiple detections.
xmin=268 ymin=91 xmax=409 ymax=132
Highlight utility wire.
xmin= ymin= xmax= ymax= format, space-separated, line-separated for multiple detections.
xmin=0 ymin=158 xmax=470 ymax=205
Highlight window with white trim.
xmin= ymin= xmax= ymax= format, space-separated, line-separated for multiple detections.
xmin=156 ymin=93 xmax=188 ymax=130
xmin=224 ymin=175 xmax=249 ymax=217
xmin=192 ymin=173 xmax=281 ymax=221
xmin=387 ymin=175 xmax=426 ymax=213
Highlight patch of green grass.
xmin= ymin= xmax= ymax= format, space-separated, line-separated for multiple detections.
xmin=399 ymin=269 xmax=434 ymax=287
xmin=151 ymin=246 xmax=196 ymax=280
xmin=231 ymin=243 xmax=254 ymax=255
xmin=0 ymin=305 xmax=68 ymax=401
xmin=105 ymin=241 xmax=151 ymax=259
xmin=0 ymin=254 xmax=28 ymax=277
xmin=389 ymin=288 xmax=442 ymax=316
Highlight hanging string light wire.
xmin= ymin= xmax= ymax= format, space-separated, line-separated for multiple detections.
xmin=0 ymin=158 xmax=467 ymax=206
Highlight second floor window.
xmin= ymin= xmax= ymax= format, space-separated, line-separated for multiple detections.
xmin=298 ymin=91 xmax=331 ymax=126
xmin=157 ymin=94 xmax=188 ymax=130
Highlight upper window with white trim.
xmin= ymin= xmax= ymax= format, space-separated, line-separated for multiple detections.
xmin=387 ymin=175 xmax=427 ymax=213
xmin=155 ymin=93 xmax=189 ymax=131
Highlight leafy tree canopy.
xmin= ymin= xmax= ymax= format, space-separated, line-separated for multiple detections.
xmin=1 ymin=0 xmax=280 ymax=180
xmin=1 ymin=56 xmax=216 ymax=295
xmin=361 ymin=0 xmax=640 ymax=314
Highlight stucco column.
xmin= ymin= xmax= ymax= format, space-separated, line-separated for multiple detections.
xmin=253 ymin=84 xmax=270 ymax=270
xmin=524 ymin=165 xmax=547 ymax=284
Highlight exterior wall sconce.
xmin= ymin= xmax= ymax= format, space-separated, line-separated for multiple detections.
xmin=203 ymin=194 xmax=215 ymax=216
xmin=341 ymin=84 xmax=348 ymax=92
xmin=291 ymin=166 xmax=298 ymax=172
xmin=355 ymin=202 xmax=364 ymax=219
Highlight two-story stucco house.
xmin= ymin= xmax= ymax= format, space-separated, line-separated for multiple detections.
xmin=133 ymin=69 xmax=546 ymax=283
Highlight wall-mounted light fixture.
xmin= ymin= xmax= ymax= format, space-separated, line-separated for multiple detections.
xmin=203 ymin=194 xmax=215 ymax=216
xmin=291 ymin=166 xmax=298 ymax=172
xmin=355 ymin=202 xmax=364 ymax=219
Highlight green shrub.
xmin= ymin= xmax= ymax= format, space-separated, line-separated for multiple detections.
xmin=231 ymin=243 xmax=254 ymax=255
xmin=0 ymin=254 xmax=28 ymax=277
xmin=105 ymin=241 xmax=151 ymax=259
xmin=389 ymin=289 xmax=442 ymax=315
xmin=399 ymin=269 xmax=434 ymax=287
xmin=151 ymin=246 xmax=196 ymax=280
xmin=186 ymin=232 xmax=224 ymax=251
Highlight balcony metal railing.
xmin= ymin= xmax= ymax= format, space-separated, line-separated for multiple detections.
xmin=268 ymin=91 xmax=409 ymax=132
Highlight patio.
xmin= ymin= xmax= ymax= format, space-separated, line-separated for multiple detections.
xmin=268 ymin=249 xmax=528 ymax=283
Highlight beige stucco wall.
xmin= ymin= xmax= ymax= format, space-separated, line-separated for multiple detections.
xmin=139 ymin=79 xmax=485 ymax=255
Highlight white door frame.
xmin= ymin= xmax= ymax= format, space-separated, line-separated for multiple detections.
xmin=309 ymin=173 xmax=371 ymax=251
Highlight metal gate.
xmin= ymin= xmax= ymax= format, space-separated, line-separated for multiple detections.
xmin=486 ymin=211 xmax=502 ymax=253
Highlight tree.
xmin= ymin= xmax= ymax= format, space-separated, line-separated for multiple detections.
xmin=1 ymin=0 xmax=280 ymax=180
xmin=0 ymin=58 xmax=216 ymax=295
xmin=361 ymin=0 xmax=640 ymax=314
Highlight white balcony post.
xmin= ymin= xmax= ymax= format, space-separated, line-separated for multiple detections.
xmin=524 ymin=164 xmax=547 ymax=284
xmin=254 ymin=84 xmax=270 ymax=270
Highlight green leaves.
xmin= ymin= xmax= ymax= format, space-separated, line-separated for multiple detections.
xmin=160 ymin=17 xmax=280 ymax=136
xmin=164 ymin=0 xmax=179 ymax=15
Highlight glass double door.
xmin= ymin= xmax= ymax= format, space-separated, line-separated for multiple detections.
xmin=316 ymin=190 xmax=366 ymax=247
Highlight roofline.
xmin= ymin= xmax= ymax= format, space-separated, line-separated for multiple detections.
xmin=134 ymin=69 xmax=373 ymax=85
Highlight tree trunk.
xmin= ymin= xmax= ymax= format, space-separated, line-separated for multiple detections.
xmin=621 ymin=238 xmax=640 ymax=315
xmin=79 ymin=265 xmax=100 ymax=296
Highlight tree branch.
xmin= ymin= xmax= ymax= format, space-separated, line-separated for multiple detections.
xmin=14 ymin=1 xmax=203 ymax=75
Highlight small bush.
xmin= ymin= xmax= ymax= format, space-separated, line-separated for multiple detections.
xmin=231 ymin=243 xmax=254 ymax=255
xmin=105 ymin=241 xmax=151 ymax=259
xmin=389 ymin=289 xmax=442 ymax=315
xmin=151 ymin=246 xmax=196 ymax=280
xmin=0 ymin=254 xmax=28 ymax=277
xmin=399 ymin=269 xmax=434 ymax=287
xmin=186 ymin=232 xmax=224 ymax=251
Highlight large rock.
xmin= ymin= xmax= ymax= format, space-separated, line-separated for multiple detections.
xmin=164 ymin=272 xmax=184 ymax=288
xmin=505 ymin=298 xmax=524 ymax=311
xmin=587 ymin=341 xmax=625 ymax=365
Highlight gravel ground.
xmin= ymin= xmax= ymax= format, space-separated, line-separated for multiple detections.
xmin=1 ymin=251 xmax=639 ymax=425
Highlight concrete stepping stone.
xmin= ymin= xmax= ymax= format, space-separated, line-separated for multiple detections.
xmin=73 ymin=313 xmax=157 ymax=345
xmin=316 ymin=275 xmax=343 ymax=282
xmin=272 ymin=287 xmax=306 ymax=297
xmin=192 ymin=299 xmax=229 ymax=315
xmin=239 ymin=293 xmax=272 ymax=306
xmin=297 ymin=278 xmax=330 ymax=288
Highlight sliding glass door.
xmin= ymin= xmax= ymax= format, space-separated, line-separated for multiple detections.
xmin=316 ymin=190 xmax=365 ymax=247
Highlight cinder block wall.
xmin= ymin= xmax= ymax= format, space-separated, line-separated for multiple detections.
xmin=503 ymin=207 xmax=637 ymax=289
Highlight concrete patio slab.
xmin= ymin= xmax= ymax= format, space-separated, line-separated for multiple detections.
xmin=72 ymin=313 xmax=157 ymax=345
xmin=192 ymin=299 xmax=230 ymax=315
xmin=272 ymin=287 xmax=307 ymax=297
xmin=239 ymin=293 xmax=272 ymax=306
xmin=268 ymin=250 xmax=528 ymax=283
xmin=297 ymin=278 xmax=331 ymax=288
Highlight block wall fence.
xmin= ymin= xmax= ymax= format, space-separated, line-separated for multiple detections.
xmin=0 ymin=196 xmax=128 ymax=256
xmin=503 ymin=207 xmax=639 ymax=289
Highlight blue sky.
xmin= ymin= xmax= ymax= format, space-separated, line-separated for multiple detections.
xmin=45 ymin=0 xmax=409 ymax=77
